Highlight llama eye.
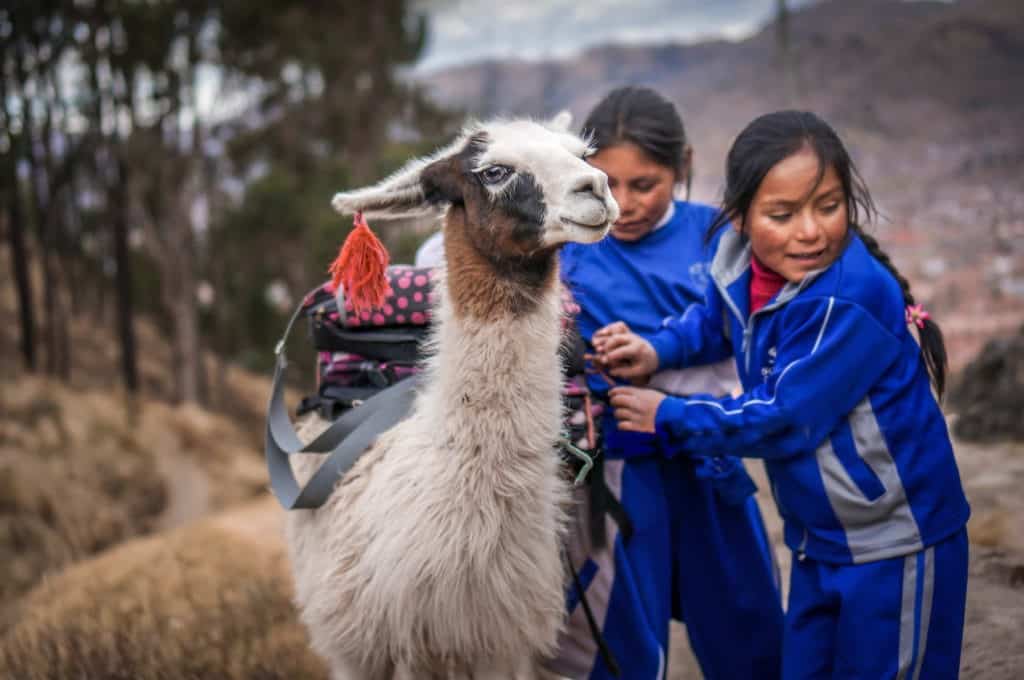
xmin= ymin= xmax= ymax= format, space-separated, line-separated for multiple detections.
xmin=479 ymin=165 xmax=512 ymax=185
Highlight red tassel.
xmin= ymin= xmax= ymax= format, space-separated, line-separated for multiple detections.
xmin=328 ymin=211 xmax=391 ymax=314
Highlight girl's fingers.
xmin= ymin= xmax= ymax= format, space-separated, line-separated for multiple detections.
xmin=593 ymin=321 xmax=630 ymax=346
xmin=610 ymin=386 xmax=660 ymax=434
xmin=616 ymin=419 xmax=638 ymax=432
xmin=609 ymin=360 xmax=651 ymax=380
xmin=595 ymin=321 xmax=629 ymax=337
xmin=608 ymin=386 xmax=637 ymax=404
xmin=603 ymin=343 xmax=638 ymax=365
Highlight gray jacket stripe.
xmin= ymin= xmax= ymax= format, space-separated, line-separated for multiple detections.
xmin=911 ymin=547 xmax=936 ymax=680
xmin=897 ymin=553 xmax=918 ymax=680
xmin=815 ymin=398 xmax=923 ymax=563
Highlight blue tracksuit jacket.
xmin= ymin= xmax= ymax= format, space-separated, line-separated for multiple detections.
xmin=550 ymin=202 xmax=783 ymax=680
xmin=650 ymin=228 xmax=970 ymax=565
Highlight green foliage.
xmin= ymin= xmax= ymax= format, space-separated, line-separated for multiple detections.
xmin=2 ymin=0 xmax=457 ymax=385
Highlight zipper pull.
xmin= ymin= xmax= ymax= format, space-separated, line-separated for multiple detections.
xmin=741 ymin=326 xmax=753 ymax=353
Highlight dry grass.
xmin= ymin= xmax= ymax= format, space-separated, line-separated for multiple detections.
xmin=0 ymin=517 xmax=327 ymax=680
xmin=0 ymin=373 xmax=273 ymax=612
xmin=0 ymin=380 xmax=167 ymax=609
xmin=969 ymin=510 xmax=1011 ymax=548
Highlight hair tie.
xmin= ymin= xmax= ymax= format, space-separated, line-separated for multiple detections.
xmin=905 ymin=304 xmax=931 ymax=329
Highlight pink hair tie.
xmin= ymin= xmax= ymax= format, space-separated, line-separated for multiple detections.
xmin=905 ymin=304 xmax=931 ymax=328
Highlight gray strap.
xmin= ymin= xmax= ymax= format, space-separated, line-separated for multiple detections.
xmin=265 ymin=291 xmax=419 ymax=509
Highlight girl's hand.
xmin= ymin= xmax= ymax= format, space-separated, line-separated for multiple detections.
xmin=609 ymin=386 xmax=666 ymax=434
xmin=592 ymin=322 xmax=659 ymax=381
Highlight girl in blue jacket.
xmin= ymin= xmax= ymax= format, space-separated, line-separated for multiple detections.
xmin=549 ymin=86 xmax=784 ymax=680
xmin=596 ymin=110 xmax=970 ymax=679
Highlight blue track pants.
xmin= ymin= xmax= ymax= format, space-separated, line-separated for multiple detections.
xmin=783 ymin=528 xmax=968 ymax=679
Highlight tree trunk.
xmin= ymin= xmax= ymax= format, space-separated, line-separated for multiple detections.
xmin=0 ymin=63 xmax=37 ymax=373
xmin=170 ymin=170 xmax=202 ymax=405
xmin=112 ymin=156 xmax=139 ymax=393
xmin=25 ymin=148 xmax=60 ymax=377
xmin=38 ymin=77 xmax=72 ymax=381
xmin=3 ymin=161 xmax=37 ymax=372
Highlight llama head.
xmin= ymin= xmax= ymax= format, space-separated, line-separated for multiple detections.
xmin=331 ymin=114 xmax=618 ymax=257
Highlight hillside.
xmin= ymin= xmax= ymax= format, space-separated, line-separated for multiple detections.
xmin=417 ymin=0 xmax=1024 ymax=369
xmin=0 ymin=247 xmax=282 ymax=607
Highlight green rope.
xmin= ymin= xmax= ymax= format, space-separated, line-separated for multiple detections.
xmin=559 ymin=436 xmax=595 ymax=486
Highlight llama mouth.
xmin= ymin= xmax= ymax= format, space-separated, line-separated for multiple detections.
xmin=560 ymin=216 xmax=608 ymax=231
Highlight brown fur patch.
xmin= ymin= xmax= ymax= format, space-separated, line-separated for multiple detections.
xmin=442 ymin=206 xmax=559 ymax=321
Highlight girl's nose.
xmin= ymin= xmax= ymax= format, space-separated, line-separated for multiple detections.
xmin=795 ymin=212 xmax=822 ymax=240
xmin=612 ymin=187 xmax=633 ymax=214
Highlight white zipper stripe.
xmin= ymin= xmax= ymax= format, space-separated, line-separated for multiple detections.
xmin=684 ymin=296 xmax=836 ymax=416
xmin=812 ymin=297 xmax=835 ymax=353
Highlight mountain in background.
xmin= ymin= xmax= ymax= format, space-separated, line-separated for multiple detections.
xmin=414 ymin=0 xmax=1024 ymax=370
xmin=417 ymin=0 xmax=1021 ymax=183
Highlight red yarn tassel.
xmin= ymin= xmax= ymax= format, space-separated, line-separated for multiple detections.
xmin=328 ymin=211 xmax=391 ymax=314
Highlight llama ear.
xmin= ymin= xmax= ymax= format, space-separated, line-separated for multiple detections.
xmin=331 ymin=133 xmax=470 ymax=219
xmin=420 ymin=156 xmax=465 ymax=205
xmin=549 ymin=110 xmax=573 ymax=132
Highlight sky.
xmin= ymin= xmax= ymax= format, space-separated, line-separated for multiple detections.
xmin=412 ymin=0 xmax=819 ymax=72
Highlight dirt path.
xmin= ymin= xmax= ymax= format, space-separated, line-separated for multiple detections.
xmin=155 ymin=448 xmax=212 ymax=530
xmin=209 ymin=495 xmax=285 ymax=544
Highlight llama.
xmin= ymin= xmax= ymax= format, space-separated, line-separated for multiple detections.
xmin=285 ymin=113 xmax=619 ymax=679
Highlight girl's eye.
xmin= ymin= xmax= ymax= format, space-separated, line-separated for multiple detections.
xmin=632 ymin=181 xmax=656 ymax=193
xmin=768 ymin=213 xmax=791 ymax=223
xmin=479 ymin=165 xmax=512 ymax=185
xmin=820 ymin=202 xmax=841 ymax=214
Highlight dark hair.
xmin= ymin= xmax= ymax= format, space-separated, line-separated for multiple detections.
xmin=709 ymin=110 xmax=947 ymax=397
xmin=581 ymin=86 xmax=691 ymax=197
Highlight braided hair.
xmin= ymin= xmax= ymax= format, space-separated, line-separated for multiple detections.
xmin=581 ymin=86 xmax=692 ymax=198
xmin=851 ymin=225 xmax=947 ymax=396
xmin=708 ymin=111 xmax=947 ymax=397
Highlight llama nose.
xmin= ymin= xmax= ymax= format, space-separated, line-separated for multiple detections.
xmin=572 ymin=172 xmax=607 ymax=200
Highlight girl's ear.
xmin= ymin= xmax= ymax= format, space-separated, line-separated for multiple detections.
xmin=675 ymin=144 xmax=694 ymax=201
xmin=678 ymin=145 xmax=694 ymax=183
xmin=730 ymin=211 xmax=744 ymax=233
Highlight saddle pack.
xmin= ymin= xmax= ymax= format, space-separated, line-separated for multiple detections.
xmin=265 ymin=264 xmax=606 ymax=510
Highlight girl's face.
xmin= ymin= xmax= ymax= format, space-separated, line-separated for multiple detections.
xmin=740 ymin=146 xmax=848 ymax=283
xmin=587 ymin=142 xmax=679 ymax=242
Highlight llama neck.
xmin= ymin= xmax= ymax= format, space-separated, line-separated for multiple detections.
xmin=441 ymin=205 xmax=559 ymax=321
xmin=419 ymin=210 xmax=566 ymax=468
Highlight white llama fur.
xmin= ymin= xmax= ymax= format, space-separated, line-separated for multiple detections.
xmin=286 ymin=114 xmax=618 ymax=679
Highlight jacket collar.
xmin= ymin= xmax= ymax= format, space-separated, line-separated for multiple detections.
xmin=711 ymin=228 xmax=841 ymax=323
